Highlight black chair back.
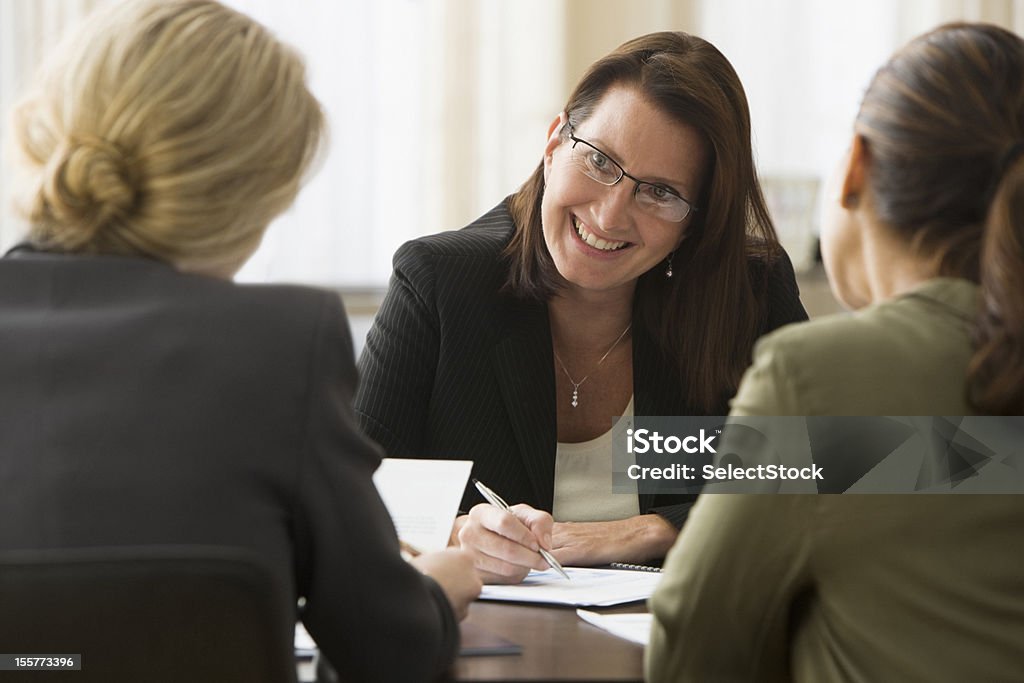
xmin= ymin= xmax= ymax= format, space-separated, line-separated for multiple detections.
xmin=0 ymin=545 xmax=297 ymax=683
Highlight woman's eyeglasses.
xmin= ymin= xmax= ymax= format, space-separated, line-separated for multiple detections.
xmin=567 ymin=131 xmax=697 ymax=223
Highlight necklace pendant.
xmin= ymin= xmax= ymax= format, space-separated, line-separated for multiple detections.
xmin=553 ymin=322 xmax=630 ymax=412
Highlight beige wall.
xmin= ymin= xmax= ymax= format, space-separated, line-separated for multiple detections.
xmin=565 ymin=0 xmax=696 ymax=87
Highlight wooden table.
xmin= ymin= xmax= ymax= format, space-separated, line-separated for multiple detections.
xmin=451 ymin=601 xmax=646 ymax=682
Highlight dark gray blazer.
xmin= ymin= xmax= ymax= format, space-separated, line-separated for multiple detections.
xmin=0 ymin=246 xmax=456 ymax=683
xmin=355 ymin=201 xmax=808 ymax=529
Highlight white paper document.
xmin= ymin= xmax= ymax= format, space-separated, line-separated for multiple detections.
xmin=478 ymin=567 xmax=663 ymax=607
xmin=294 ymin=623 xmax=318 ymax=682
xmin=372 ymin=458 xmax=473 ymax=552
xmin=576 ymin=609 xmax=653 ymax=646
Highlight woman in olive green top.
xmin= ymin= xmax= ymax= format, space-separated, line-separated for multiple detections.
xmin=648 ymin=23 xmax=1024 ymax=682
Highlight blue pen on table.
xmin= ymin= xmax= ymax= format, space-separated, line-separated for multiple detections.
xmin=472 ymin=478 xmax=571 ymax=580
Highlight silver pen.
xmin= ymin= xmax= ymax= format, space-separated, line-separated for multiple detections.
xmin=472 ymin=478 xmax=571 ymax=580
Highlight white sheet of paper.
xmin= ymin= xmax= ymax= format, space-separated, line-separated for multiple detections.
xmin=479 ymin=567 xmax=663 ymax=607
xmin=294 ymin=622 xmax=316 ymax=653
xmin=294 ymin=623 xmax=318 ymax=682
xmin=372 ymin=458 xmax=473 ymax=552
xmin=576 ymin=609 xmax=653 ymax=645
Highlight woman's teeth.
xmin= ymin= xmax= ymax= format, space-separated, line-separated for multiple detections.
xmin=573 ymin=217 xmax=627 ymax=251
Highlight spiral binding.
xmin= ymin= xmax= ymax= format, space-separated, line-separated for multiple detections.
xmin=608 ymin=562 xmax=662 ymax=573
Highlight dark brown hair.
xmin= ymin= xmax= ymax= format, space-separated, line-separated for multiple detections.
xmin=855 ymin=22 xmax=1024 ymax=414
xmin=504 ymin=31 xmax=780 ymax=413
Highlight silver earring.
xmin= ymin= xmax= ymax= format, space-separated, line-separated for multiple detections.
xmin=665 ymin=252 xmax=674 ymax=278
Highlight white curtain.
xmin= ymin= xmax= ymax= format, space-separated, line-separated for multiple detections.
xmin=213 ymin=0 xmax=557 ymax=286
xmin=0 ymin=0 xmax=98 ymax=253
xmin=706 ymin=0 xmax=1024 ymax=176
xmin=219 ymin=0 xmax=430 ymax=286
xmin=700 ymin=0 xmax=1024 ymax=269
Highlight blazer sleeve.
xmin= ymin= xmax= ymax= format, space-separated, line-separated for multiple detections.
xmin=293 ymin=292 xmax=457 ymax=683
xmin=646 ymin=494 xmax=814 ymax=682
xmin=355 ymin=240 xmax=439 ymax=458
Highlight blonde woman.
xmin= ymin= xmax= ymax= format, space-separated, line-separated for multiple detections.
xmin=0 ymin=1 xmax=479 ymax=681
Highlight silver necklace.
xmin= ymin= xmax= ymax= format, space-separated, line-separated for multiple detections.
xmin=553 ymin=323 xmax=632 ymax=408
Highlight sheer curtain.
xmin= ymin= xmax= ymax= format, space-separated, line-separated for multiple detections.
xmin=725 ymin=0 xmax=1024 ymax=171
xmin=228 ymin=0 xmax=568 ymax=287
xmin=699 ymin=0 xmax=1024 ymax=269
xmin=219 ymin=0 xmax=435 ymax=286
xmin=0 ymin=0 xmax=98 ymax=253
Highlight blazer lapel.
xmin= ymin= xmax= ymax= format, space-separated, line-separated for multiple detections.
xmin=491 ymin=296 xmax=557 ymax=510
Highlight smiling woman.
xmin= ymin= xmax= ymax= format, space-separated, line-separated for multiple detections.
xmin=355 ymin=31 xmax=808 ymax=584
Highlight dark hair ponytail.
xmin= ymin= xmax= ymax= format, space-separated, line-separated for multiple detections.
xmin=856 ymin=22 xmax=1024 ymax=414
xmin=969 ymin=151 xmax=1024 ymax=413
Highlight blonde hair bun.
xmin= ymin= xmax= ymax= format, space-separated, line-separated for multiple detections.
xmin=40 ymin=137 xmax=137 ymax=247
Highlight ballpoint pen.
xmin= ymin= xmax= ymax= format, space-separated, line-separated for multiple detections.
xmin=472 ymin=478 xmax=571 ymax=580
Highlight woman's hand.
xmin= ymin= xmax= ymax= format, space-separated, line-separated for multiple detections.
xmin=452 ymin=503 xmax=554 ymax=584
xmin=409 ymin=548 xmax=482 ymax=621
xmin=550 ymin=514 xmax=678 ymax=566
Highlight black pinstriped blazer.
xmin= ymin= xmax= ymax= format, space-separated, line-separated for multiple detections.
xmin=355 ymin=200 xmax=807 ymax=529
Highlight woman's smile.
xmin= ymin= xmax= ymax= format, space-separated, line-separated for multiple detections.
xmin=570 ymin=214 xmax=633 ymax=255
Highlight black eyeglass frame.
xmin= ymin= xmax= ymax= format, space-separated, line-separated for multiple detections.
xmin=565 ymin=129 xmax=699 ymax=223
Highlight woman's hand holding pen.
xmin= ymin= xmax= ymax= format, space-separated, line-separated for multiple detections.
xmin=453 ymin=503 xmax=555 ymax=584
